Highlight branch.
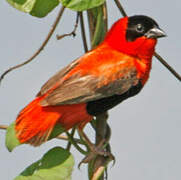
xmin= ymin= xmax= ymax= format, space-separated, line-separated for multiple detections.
xmin=80 ymin=12 xmax=88 ymax=52
xmin=114 ymin=0 xmax=181 ymax=82
xmin=56 ymin=12 xmax=79 ymax=40
xmin=114 ymin=0 xmax=127 ymax=17
xmin=91 ymin=166 xmax=106 ymax=180
xmin=0 ymin=6 xmax=65 ymax=85
xmin=154 ymin=52 xmax=181 ymax=81
xmin=66 ymin=131 xmax=87 ymax=155
xmin=0 ymin=125 xmax=7 ymax=130
xmin=57 ymin=134 xmax=82 ymax=144
xmin=91 ymin=113 xmax=110 ymax=180
xmin=66 ymin=127 xmax=76 ymax=151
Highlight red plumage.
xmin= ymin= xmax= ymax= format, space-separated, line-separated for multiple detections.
xmin=16 ymin=96 xmax=92 ymax=145
xmin=14 ymin=16 xmax=166 ymax=146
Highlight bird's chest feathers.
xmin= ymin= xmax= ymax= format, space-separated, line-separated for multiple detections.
xmin=134 ymin=57 xmax=152 ymax=85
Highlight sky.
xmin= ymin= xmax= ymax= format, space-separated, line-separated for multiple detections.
xmin=0 ymin=0 xmax=181 ymax=180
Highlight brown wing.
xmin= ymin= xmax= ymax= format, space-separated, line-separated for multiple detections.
xmin=39 ymin=67 xmax=139 ymax=106
xmin=38 ymin=44 xmax=140 ymax=107
xmin=37 ymin=59 xmax=79 ymax=97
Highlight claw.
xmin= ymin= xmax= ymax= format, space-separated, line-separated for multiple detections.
xmin=78 ymin=152 xmax=95 ymax=169
xmin=77 ymin=128 xmax=115 ymax=169
xmin=78 ymin=141 xmax=115 ymax=169
xmin=108 ymin=152 xmax=116 ymax=167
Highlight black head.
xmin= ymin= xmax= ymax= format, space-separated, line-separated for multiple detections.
xmin=126 ymin=15 xmax=166 ymax=42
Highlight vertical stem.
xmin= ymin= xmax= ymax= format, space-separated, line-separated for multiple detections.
xmin=80 ymin=12 xmax=89 ymax=52
xmin=92 ymin=113 xmax=109 ymax=180
xmin=87 ymin=10 xmax=96 ymax=44
xmin=86 ymin=3 xmax=111 ymax=180
xmin=87 ymin=4 xmax=107 ymax=48
xmin=66 ymin=127 xmax=76 ymax=151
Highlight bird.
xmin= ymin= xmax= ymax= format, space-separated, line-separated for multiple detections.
xmin=12 ymin=15 xmax=166 ymax=148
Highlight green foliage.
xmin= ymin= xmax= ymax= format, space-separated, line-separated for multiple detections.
xmin=6 ymin=0 xmax=59 ymax=17
xmin=15 ymin=147 xmax=74 ymax=180
xmin=5 ymin=122 xmax=21 ymax=152
xmin=6 ymin=0 xmax=106 ymax=17
xmin=90 ymin=6 xmax=107 ymax=48
xmin=48 ymin=124 xmax=65 ymax=140
xmin=30 ymin=0 xmax=59 ymax=17
xmin=60 ymin=0 xmax=106 ymax=11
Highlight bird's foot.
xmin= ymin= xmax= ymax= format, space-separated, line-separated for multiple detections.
xmin=78 ymin=139 xmax=115 ymax=168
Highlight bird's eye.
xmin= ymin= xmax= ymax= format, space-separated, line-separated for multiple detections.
xmin=136 ymin=24 xmax=144 ymax=32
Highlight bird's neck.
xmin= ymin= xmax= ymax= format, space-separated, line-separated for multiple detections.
xmin=132 ymin=38 xmax=156 ymax=85
xmin=105 ymin=31 xmax=157 ymax=85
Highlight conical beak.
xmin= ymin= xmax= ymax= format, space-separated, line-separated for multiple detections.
xmin=145 ymin=27 xmax=167 ymax=39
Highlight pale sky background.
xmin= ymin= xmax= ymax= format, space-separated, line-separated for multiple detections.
xmin=0 ymin=0 xmax=181 ymax=180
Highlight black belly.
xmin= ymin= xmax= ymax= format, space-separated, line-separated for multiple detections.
xmin=86 ymin=81 xmax=143 ymax=116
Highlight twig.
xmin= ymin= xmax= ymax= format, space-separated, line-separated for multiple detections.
xmin=154 ymin=52 xmax=181 ymax=81
xmin=114 ymin=0 xmax=181 ymax=82
xmin=57 ymin=134 xmax=82 ymax=144
xmin=0 ymin=125 xmax=7 ymax=130
xmin=66 ymin=127 xmax=76 ymax=151
xmin=0 ymin=6 xmax=65 ymax=85
xmin=0 ymin=124 xmax=83 ymax=144
xmin=79 ymin=12 xmax=88 ymax=52
xmin=91 ymin=166 xmax=105 ymax=180
xmin=66 ymin=131 xmax=87 ymax=155
xmin=56 ymin=12 xmax=79 ymax=40
xmin=114 ymin=0 xmax=127 ymax=17
xmin=87 ymin=10 xmax=96 ymax=44
xmin=103 ymin=2 xmax=108 ymax=32
xmin=92 ymin=112 xmax=110 ymax=180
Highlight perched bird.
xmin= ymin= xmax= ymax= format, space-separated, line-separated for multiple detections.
xmin=13 ymin=15 xmax=166 ymax=147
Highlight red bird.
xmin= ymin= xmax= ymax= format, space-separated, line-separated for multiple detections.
xmin=15 ymin=15 xmax=166 ymax=146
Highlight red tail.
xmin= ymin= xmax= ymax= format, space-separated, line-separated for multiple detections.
xmin=15 ymin=97 xmax=92 ymax=146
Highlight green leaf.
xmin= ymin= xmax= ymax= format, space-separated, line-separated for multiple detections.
xmin=5 ymin=122 xmax=21 ymax=152
xmin=90 ymin=6 xmax=107 ymax=48
xmin=60 ymin=0 xmax=106 ymax=11
xmin=15 ymin=147 xmax=74 ymax=180
xmin=48 ymin=124 xmax=65 ymax=140
xmin=30 ymin=0 xmax=59 ymax=17
xmin=6 ymin=0 xmax=60 ymax=17
xmin=7 ymin=0 xmax=36 ymax=13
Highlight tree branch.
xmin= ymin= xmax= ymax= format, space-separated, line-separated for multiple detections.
xmin=154 ymin=52 xmax=181 ymax=81
xmin=56 ymin=12 xmax=79 ymax=40
xmin=0 ymin=125 xmax=7 ymax=130
xmin=0 ymin=6 xmax=65 ymax=85
xmin=90 ymin=113 xmax=110 ymax=180
xmin=80 ymin=12 xmax=88 ymax=52
xmin=66 ymin=127 xmax=76 ymax=151
xmin=114 ymin=0 xmax=127 ymax=17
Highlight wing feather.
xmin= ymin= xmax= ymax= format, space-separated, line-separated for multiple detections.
xmin=37 ymin=59 xmax=79 ymax=97
xmin=40 ymin=68 xmax=138 ymax=106
xmin=37 ymin=45 xmax=140 ymax=106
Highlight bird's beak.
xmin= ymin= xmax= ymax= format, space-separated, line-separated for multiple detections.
xmin=145 ymin=27 xmax=167 ymax=39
